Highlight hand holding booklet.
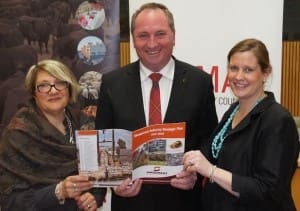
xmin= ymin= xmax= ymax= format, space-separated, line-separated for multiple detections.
xmin=75 ymin=122 xmax=186 ymax=187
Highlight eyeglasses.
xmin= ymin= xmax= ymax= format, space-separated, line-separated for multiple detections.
xmin=36 ymin=81 xmax=69 ymax=93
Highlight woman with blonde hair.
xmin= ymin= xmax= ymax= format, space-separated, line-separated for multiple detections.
xmin=0 ymin=60 xmax=106 ymax=210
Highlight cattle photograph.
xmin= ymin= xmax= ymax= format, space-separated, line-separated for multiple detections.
xmin=0 ymin=0 xmax=121 ymax=134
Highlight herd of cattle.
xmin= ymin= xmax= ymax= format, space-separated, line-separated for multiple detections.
xmin=0 ymin=0 xmax=82 ymax=51
xmin=0 ymin=0 xmax=120 ymax=133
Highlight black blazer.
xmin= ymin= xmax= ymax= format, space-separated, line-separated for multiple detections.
xmin=202 ymin=92 xmax=300 ymax=211
xmin=95 ymin=58 xmax=218 ymax=211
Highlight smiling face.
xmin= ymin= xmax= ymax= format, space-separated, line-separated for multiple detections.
xmin=227 ymin=51 xmax=270 ymax=103
xmin=132 ymin=8 xmax=175 ymax=72
xmin=34 ymin=70 xmax=70 ymax=116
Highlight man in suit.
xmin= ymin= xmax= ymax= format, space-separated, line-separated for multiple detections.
xmin=95 ymin=2 xmax=218 ymax=211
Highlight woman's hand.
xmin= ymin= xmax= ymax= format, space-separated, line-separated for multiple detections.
xmin=75 ymin=192 xmax=98 ymax=211
xmin=61 ymin=175 xmax=93 ymax=199
xmin=113 ymin=178 xmax=143 ymax=197
xmin=183 ymin=150 xmax=239 ymax=197
xmin=183 ymin=150 xmax=212 ymax=177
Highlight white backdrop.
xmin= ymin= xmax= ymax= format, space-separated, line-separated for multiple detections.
xmin=129 ymin=0 xmax=283 ymax=120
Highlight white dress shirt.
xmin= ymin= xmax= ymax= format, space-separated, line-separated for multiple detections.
xmin=140 ymin=58 xmax=175 ymax=125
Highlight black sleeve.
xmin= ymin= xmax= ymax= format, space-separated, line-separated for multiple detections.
xmin=95 ymin=74 xmax=114 ymax=129
xmin=34 ymin=184 xmax=59 ymax=209
xmin=3 ymin=185 xmax=77 ymax=211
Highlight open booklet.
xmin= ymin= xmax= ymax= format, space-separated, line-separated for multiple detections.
xmin=75 ymin=122 xmax=186 ymax=187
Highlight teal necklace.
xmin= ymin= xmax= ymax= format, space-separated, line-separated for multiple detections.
xmin=211 ymin=94 xmax=266 ymax=159
xmin=211 ymin=104 xmax=239 ymax=159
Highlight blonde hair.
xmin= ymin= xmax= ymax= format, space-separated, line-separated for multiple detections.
xmin=25 ymin=59 xmax=81 ymax=103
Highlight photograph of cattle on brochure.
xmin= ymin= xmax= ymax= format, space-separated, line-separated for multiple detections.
xmin=0 ymin=0 xmax=122 ymax=134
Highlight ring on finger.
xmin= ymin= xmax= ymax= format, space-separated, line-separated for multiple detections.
xmin=72 ymin=183 xmax=79 ymax=192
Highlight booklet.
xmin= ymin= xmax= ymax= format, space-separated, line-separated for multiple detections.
xmin=75 ymin=122 xmax=186 ymax=187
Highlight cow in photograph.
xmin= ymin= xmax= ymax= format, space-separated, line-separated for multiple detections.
xmin=47 ymin=1 xmax=72 ymax=24
xmin=0 ymin=45 xmax=37 ymax=133
xmin=18 ymin=15 xmax=54 ymax=54
xmin=0 ymin=22 xmax=24 ymax=48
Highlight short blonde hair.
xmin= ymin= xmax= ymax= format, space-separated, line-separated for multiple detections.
xmin=25 ymin=59 xmax=81 ymax=103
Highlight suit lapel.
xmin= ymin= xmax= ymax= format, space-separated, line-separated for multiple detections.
xmin=125 ymin=62 xmax=147 ymax=126
xmin=164 ymin=60 xmax=186 ymax=122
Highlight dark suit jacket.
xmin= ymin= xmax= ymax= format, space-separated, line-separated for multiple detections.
xmin=95 ymin=58 xmax=218 ymax=211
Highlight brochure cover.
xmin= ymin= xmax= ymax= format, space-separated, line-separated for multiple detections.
xmin=75 ymin=122 xmax=186 ymax=187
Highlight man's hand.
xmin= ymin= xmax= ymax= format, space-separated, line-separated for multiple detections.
xmin=170 ymin=170 xmax=197 ymax=190
xmin=113 ymin=178 xmax=143 ymax=197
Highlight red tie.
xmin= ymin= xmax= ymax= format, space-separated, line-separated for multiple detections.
xmin=149 ymin=73 xmax=162 ymax=125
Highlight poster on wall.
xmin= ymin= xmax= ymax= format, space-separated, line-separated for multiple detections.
xmin=129 ymin=0 xmax=283 ymax=120
xmin=0 ymin=0 xmax=120 ymax=134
